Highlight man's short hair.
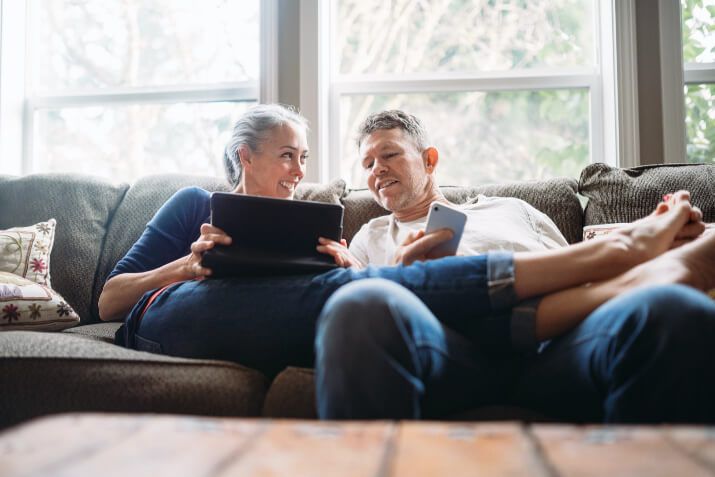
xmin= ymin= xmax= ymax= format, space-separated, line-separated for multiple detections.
xmin=356 ymin=110 xmax=429 ymax=152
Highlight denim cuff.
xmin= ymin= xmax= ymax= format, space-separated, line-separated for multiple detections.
xmin=486 ymin=251 xmax=518 ymax=311
xmin=510 ymin=297 xmax=541 ymax=353
xmin=487 ymin=251 xmax=539 ymax=353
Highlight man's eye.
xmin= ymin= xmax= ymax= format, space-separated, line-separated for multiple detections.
xmin=363 ymin=161 xmax=374 ymax=170
xmin=383 ymin=152 xmax=398 ymax=159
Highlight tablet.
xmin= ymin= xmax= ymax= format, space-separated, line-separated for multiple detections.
xmin=201 ymin=192 xmax=344 ymax=276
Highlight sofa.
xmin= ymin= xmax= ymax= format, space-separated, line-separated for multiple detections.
xmin=1 ymin=163 xmax=713 ymax=430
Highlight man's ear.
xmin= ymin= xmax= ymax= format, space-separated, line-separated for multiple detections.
xmin=423 ymin=147 xmax=439 ymax=172
xmin=238 ymin=146 xmax=252 ymax=169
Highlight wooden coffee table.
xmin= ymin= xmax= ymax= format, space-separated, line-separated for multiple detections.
xmin=1 ymin=413 xmax=713 ymax=476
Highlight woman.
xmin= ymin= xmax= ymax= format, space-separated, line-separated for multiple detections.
xmin=100 ymin=104 xmax=711 ymax=381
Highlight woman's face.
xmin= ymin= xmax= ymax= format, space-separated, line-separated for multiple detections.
xmin=239 ymin=122 xmax=308 ymax=200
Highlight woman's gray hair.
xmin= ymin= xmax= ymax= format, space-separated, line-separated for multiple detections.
xmin=224 ymin=104 xmax=309 ymax=187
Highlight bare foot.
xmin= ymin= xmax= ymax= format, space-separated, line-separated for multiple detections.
xmin=603 ymin=191 xmax=700 ymax=268
xmin=616 ymin=231 xmax=715 ymax=293
xmin=649 ymin=190 xmax=704 ymax=246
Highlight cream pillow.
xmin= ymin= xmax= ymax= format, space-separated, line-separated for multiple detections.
xmin=0 ymin=219 xmax=56 ymax=287
xmin=0 ymin=271 xmax=79 ymax=331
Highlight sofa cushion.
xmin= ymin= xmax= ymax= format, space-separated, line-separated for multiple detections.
xmin=342 ymin=178 xmax=583 ymax=245
xmin=0 ymin=219 xmax=56 ymax=287
xmin=92 ymin=175 xmax=345 ymax=322
xmin=0 ymin=331 xmax=269 ymax=429
xmin=62 ymin=322 xmax=123 ymax=343
xmin=0 ymin=174 xmax=128 ymax=323
xmin=579 ymin=163 xmax=715 ymax=225
xmin=262 ymin=367 xmax=317 ymax=418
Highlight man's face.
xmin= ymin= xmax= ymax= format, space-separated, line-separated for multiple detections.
xmin=360 ymin=128 xmax=430 ymax=213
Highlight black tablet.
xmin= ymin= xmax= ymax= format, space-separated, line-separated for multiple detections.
xmin=201 ymin=192 xmax=344 ymax=276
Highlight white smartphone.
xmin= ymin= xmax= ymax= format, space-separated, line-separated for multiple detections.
xmin=424 ymin=201 xmax=467 ymax=256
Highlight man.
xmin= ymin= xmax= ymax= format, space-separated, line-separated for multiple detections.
xmin=318 ymin=110 xmax=567 ymax=269
xmin=314 ymin=110 xmax=715 ymax=423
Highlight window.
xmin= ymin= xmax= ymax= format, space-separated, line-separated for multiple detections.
xmin=682 ymin=0 xmax=715 ymax=164
xmin=1 ymin=0 xmax=273 ymax=182
xmin=322 ymin=0 xmax=609 ymax=187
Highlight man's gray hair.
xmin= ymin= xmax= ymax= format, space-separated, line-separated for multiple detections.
xmin=224 ymin=104 xmax=309 ymax=187
xmin=356 ymin=110 xmax=429 ymax=151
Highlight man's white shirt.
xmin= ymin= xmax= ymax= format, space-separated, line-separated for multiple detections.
xmin=349 ymin=195 xmax=568 ymax=267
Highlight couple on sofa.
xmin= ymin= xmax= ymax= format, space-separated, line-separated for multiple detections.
xmin=99 ymin=104 xmax=715 ymax=423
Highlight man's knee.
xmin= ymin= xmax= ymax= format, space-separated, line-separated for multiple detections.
xmin=597 ymin=284 xmax=714 ymax=356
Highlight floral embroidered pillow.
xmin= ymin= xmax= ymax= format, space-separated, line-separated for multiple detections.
xmin=0 ymin=219 xmax=56 ymax=287
xmin=0 ymin=271 xmax=79 ymax=331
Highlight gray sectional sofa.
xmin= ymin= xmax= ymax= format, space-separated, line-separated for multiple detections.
xmin=1 ymin=163 xmax=713 ymax=429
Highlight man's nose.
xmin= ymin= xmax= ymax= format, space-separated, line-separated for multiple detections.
xmin=371 ymin=160 xmax=388 ymax=176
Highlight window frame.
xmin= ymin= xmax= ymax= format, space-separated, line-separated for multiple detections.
xmin=301 ymin=0 xmax=639 ymax=185
xmin=0 ymin=0 xmax=278 ymax=176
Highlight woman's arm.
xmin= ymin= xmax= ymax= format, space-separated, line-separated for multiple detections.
xmin=98 ymin=223 xmax=230 ymax=322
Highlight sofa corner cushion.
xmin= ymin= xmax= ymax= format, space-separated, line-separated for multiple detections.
xmin=262 ymin=367 xmax=317 ymax=419
xmin=578 ymin=163 xmax=715 ymax=225
xmin=0 ymin=331 xmax=269 ymax=429
xmin=0 ymin=174 xmax=129 ymax=323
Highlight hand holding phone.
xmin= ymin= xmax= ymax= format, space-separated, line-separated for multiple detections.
xmin=424 ymin=201 xmax=467 ymax=256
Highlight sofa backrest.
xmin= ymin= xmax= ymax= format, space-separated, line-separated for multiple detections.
xmin=0 ymin=174 xmax=128 ymax=322
xmin=342 ymin=177 xmax=583 ymax=245
xmin=579 ymin=163 xmax=715 ymax=225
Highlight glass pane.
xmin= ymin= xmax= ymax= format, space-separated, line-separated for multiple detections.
xmin=33 ymin=101 xmax=255 ymax=183
xmin=340 ymin=90 xmax=590 ymax=187
xmin=337 ymin=0 xmax=594 ymax=75
xmin=682 ymin=0 xmax=715 ymax=63
xmin=30 ymin=0 xmax=259 ymax=92
xmin=685 ymin=83 xmax=715 ymax=163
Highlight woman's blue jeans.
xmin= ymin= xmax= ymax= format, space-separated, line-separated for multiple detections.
xmin=314 ymin=280 xmax=715 ymax=423
xmin=117 ymin=254 xmax=519 ymax=376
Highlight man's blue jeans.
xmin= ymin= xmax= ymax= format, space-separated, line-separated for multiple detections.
xmin=117 ymin=254 xmax=519 ymax=375
xmin=314 ymin=280 xmax=715 ymax=423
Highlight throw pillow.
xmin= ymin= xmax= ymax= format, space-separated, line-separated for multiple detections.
xmin=0 ymin=271 xmax=79 ymax=331
xmin=0 ymin=219 xmax=56 ymax=288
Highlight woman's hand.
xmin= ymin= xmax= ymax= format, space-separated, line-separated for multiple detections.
xmin=317 ymin=237 xmax=361 ymax=268
xmin=392 ymin=228 xmax=454 ymax=266
xmin=184 ymin=223 xmax=232 ymax=279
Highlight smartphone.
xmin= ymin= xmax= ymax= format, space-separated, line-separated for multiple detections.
xmin=424 ymin=201 xmax=467 ymax=256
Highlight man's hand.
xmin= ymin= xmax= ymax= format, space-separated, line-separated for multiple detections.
xmin=392 ymin=228 xmax=455 ymax=266
xmin=317 ymin=237 xmax=361 ymax=268
xmin=183 ymin=223 xmax=231 ymax=279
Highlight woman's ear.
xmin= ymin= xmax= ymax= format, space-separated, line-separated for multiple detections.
xmin=238 ymin=146 xmax=252 ymax=169
xmin=423 ymin=147 xmax=439 ymax=173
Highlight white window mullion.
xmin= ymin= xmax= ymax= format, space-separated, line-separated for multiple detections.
xmin=609 ymin=0 xmax=640 ymax=168
xmin=260 ymin=0 xmax=279 ymax=104
xmin=334 ymin=72 xmax=595 ymax=95
xmin=0 ymin=0 xmax=28 ymax=175
xmin=300 ymin=0 xmax=330 ymax=183
xmin=684 ymin=63 xmax=715 ymax=84
xmin=29 ymin=83 xmax=258 ymax=109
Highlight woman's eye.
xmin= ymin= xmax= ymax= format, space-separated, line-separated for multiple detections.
xmin=300 ymin=155 xmax=308 ymax=163
xmin=282 ymin=152 xmax=292 ymax=159
xmin=384 ymin=152 xmax=398 ymax=159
